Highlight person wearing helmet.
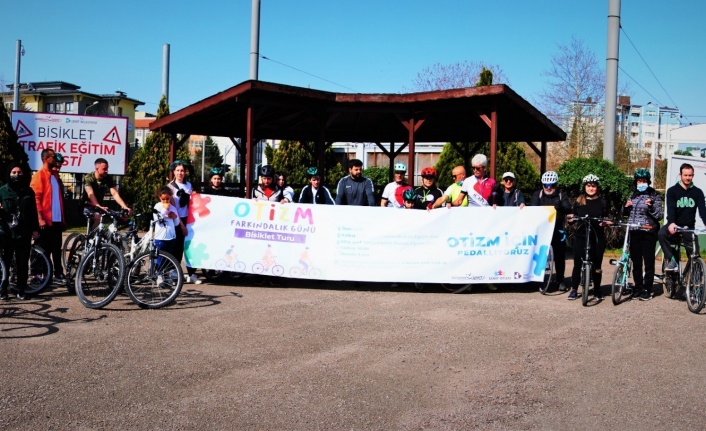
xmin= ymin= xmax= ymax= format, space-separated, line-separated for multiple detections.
xmin=493 ymin=172 xmax=525 ymax=208
xmin=298 ymin=167 xmax=334 ymax=205
xmin=402 ymin=188 xmax=417 ymax=209
xmin=433 ymin=166 xmax=468 ymax=208
xmin=529 ymin=171 xmax=571 ymax=292
xmin=252 ymin=164 xmax=286 ymax=202
xmin=335 ymin=159 xmax=375 ymax=206
xmin=413 ymin=167 xmax=443 ymax=210
xmin=454 ymin=154 xmax=496 ymax=206
xmin=566 ymin=174 xmax=612 ymax=301
xmin=203 ymin=166 xmax=229 ymax=196
xmin=381 ymin=161 xmax=412 ymax=208
xmin=168 ymin=160 xmax=202 ymax=284
xmin=659 ymin=163 xmax=706 ymax=273
xmin=623 ymin=169 xmax=663 ymax=300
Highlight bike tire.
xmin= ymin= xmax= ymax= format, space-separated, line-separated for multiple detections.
xmin=581 ymin=263 xmax=591 ymax=306
xmin=126 ymin=250 xmax=183 ymax=309
xmin=685 ymin=258 xmax=706 ymax=314
xmin=65 ymin=234 xmax=87 ymax=286
xmin=289 ymin=267 xmax=302 ymax=277
xmin=539 ymin=246 xmax=555 ymax=294
xmin=234 ymin=261 xmax=246 ymax=272
xmin=25 ymin=245 xmax=52 ymax=295
xmin=0 ymin=255 xmax=7 ymax=295
xmin=215 ymin=259 xmax=227 ymax=270
xmin=439 ymin=283 xmax=472 ymax=293
xmin=272 ymin=265 xmax=284 ymax=276
xmin=252 ymin=262 xmax=264 ymax=274
xmin=75 ymin=243 xmax=125 ymax=309
xmin=61 ymin=232 xmax=83 ymax=269
xmin=309 ymin=268 xmax=321 ymax=278
xmin=611 ymin=262 xmax=628 ymax=305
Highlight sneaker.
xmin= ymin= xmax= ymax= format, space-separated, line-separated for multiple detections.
xmin=558 ymin=281 xmax=569 ymax=292
xmin=665 ymin=260 xmax=679 ymax=272
xmin=16 ymin=292 xmax=27 ymax=300
xmin=53 ymin=274 xmax=67 ymax=286
xmin=567 ymin=289 xmax=577 ymax=300
xmin=0 ymin=291 xmax=9 ymax=300
xmin=595 ymin=288 xmax=604 ymax=301
xmin=188 ymin=274 xmax=202 ymax=285
xmin=640 ymin=290 xmax=653 ymax=301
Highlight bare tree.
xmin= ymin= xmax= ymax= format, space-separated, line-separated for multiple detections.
xmin=405 ymin=61 xmax=508 ymax=92
xmin=539 ymin=36 xmax=605 ymax=160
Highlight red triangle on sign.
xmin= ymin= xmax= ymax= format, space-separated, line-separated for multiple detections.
xmin=103 ymin=126 xmax=122 ymax=145
xmin=15 ymin=120 xmax=33 ymax=139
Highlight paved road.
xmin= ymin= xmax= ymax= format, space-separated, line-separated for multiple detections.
xmin=1 ymin=257 xmax=704 ymax=430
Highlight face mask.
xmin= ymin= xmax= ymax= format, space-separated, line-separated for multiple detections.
xmin=9 ymin=174 xmax=21 ymax=182
xmin=637 ymin=184 xmax=648 ymax=192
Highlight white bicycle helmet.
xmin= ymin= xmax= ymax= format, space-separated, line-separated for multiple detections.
xmin=582 ymin=174 xmax=600 ymax=185
xmin=394 ymin=162 xmax=407 ymax=172
xmin=541 ymin=171 xmax=558 ymax=184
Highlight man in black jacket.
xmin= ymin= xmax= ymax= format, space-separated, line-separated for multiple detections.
xmin=529 ymin=171 xmax=571 ymax=291
xmin=659 ymin=163 xmax=706 ymax=271
xmin=335 ymin=159 xmax=375 ymax=206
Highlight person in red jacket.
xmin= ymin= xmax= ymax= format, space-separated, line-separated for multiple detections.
xmin=30 ymin=149 xmax=66 ymax=285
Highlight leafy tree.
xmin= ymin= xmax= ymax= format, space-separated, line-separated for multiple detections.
xmin=654 ymin=159 xmax=668 ymax=190
xmin=590 ymin=133 xmax=633 ymax=175
xmin=674 ymin=150 xmax=692 ymax=156
xmin=121 ymin=95 xmax=175 ymax=227
xmin=362 ymin=166 xmax=388 ymax=188
xmin=556 ymin=157 xmax=632 ymax=218
xmin=405 ymin=61 xmax=508 ymax=92
xmin=0 ymin=102 xmax=29 ymax=185
xmin=434 ymin=143 xmax=466 ymax=188
xmin=192 ymin=136 xmax=224 ymax=180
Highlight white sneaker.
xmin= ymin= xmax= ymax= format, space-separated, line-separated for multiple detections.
xmin=188 ymin=274 xmax=202 ymax=285
xmin=157 ymin=275 xmax=164 ymax=285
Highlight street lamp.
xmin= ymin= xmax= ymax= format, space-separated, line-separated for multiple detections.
xmin=84 ymin=101 xmax=99 ymax=115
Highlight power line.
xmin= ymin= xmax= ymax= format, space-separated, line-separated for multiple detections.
xmin=259 ymin=55 xmax=357 ymax=92
xmin=617 ymin=66 xmax=665 ymax=107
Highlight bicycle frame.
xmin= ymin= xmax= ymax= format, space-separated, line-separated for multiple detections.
xmin=609 ymin=222 xmax=650 ymax=304
xmin=572 ymin=215 xmax=610 ymax=306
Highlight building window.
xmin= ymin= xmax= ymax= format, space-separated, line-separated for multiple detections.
xmin=117 ymin=107 xmax=123 ymax=117
xmin=46 ymin=103 xmax=54 ymax=112
xmin=65 ymin=102 xmax=73 ymax=113
xmin=55 ymin=103 xmax=64 ymax=113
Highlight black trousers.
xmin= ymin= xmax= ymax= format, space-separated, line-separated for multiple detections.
xmin=1 ymin=236 xmax=31 ymax=294
xmin=658 ymin=224 xmax=698 ymax=262
xmin=629 ymin=229 xmax=658 ymax=293
xmin=36 ymin=224 xmax=63 ymax=278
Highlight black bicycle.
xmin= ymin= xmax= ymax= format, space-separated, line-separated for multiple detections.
xmin=570 ymin=215 xmax=612 ymax=306
xmin=660 ymin=227 xmax=706 ymax=313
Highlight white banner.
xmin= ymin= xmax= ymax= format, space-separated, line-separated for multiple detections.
xmin=12 ymin=111 xmax=129 ymax=174
xmin=183 ymin=195 xmax=556 ymax=284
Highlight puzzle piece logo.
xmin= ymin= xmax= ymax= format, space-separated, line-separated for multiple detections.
xmin=187 ymin=192 xmax=211 ymax=224
xmin=532 ymin=245 xmax=550 ymax=277
xmin=494 ymin=269 xmax=504 ymax=277
xmin=184 ymin=240 xmax=209 ymax=267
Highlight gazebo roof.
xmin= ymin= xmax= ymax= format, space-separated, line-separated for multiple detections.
xmin=150 ymin=80 xmax=566 ymax=144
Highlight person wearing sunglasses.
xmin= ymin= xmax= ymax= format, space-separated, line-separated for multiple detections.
xmin=203 ymin=166 xmax=229 ymax=196
xmin=529 ymin=171 xmax=571 ymax=292
xmin=493 ymin=172 xmax=525 ymax=208
xmin=433 ymin=165 xmax=468 ymax=208
xmin=454 ymin=154 xmax=496 ymax=207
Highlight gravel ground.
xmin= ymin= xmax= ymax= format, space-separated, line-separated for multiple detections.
xmin=1 ymin=257 xmax=705 ymax=431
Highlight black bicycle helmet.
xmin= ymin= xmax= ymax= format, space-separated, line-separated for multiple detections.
xmin=259 ymin=164 xmax=275 ymax=178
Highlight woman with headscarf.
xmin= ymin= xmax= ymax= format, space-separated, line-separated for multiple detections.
xmin=0 ymin=163 xmax=40 ymax=300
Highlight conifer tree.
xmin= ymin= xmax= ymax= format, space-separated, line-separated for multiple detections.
xmin=0 ymin=102 xmax=29 ymax=184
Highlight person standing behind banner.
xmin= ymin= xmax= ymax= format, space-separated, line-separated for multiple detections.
xmin=454 ymin=154 xmax=497 ymax=206
xmin=203 ymin=167 xmax=229 ymax=196
xmin=168 ymin=160 xmax=201 ymax=285
xmin=493 ymin=172 xmax=525 ymax=208
xmin=276 ymin=171 xmax=295 ymax=203
xmin=380 ymin=162 xmax=411 ymax=208
xmin=252 ymin=165 xmax=286 ymax=202
xmin=335 ymin=159 xmax=375 ymax=206
xmin=0 ymin=163 xmax=40 ymax=300
xmin=413 ymin=167 xmax=443 ymax=210
xmin=30 ymin=149 xmax=66 ymax=286
xmin=298 ymin=167 xmax=335 ymax=205
xmin=433 ymin=165 xmax=468 ymax=208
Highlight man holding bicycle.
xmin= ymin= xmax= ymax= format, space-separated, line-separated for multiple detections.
xmin=659 ymin=163 xmax=706 ymax=272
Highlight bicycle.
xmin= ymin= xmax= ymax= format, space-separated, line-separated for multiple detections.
xmin=252 ymin=257 xmax=284 ymax=276
xmin=289 ymin=263 xmax=321 ymax=278
xmin=12 ymin=243 xmax=52 ymax=296
xmin=74 ymin=208 xmax=126 ymax=309
xmin=538 ymin=245 xmax=555 ymax=294
xmin=660 ymin=227 xmax=706 ymax=313
xmin=570 ymin=215 xmax=611 ymax=306
xmin=121 ymin=209 xmax=184 ymax=309
xmin=609 ymin=222 xmax=651 ymax=305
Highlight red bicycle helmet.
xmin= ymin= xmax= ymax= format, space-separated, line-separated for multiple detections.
xmin=421 ymin=167 xmax=437 ymax=178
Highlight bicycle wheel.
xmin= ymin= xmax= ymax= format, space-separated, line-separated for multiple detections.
xmin=685 ymin=258 xmax=706 ymax=313
xmin=75 ymin=243 xmax=125 ymax=309
xmin=65 ymin=234 xmax=87 ymax=284
xmin=539 ymin=246 xmax=555 ymax=294
xmin=61 ymin=232 xmax=83 ymax=269
xmin=439 ymin=283 xmax=472 ymax=293
xmin=611 ymin=262 xmax=628 ymax=305
xmin=0 ymin=255 xmax=7 ymax=295
xmin=234 ymin=261 xmax=246 ymax=272
xmin=581 ymin=263 xmax=591 ymax=306
xmin=308 ymin=268 xmax=321 ymax=278
xmin=252 ymin=262 xmax=264 ymax=274
xmin=289 ymin=267 xmax=302 ymax=277
xmin=215 ymin=259 xmax=228 ymax=270
xmin=25 ymin=245 xmax=52 ymax=295
xmin=126 ymin=251 xmax=183 ymax=309
xmin=661 ymin=258 xmax=677 ymax=299
xmin=272 ymin=265 xmax=284 ymax=276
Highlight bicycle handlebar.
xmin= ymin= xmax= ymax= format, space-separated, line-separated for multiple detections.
xmin=611 ymin=222 xmax=652 ymax=230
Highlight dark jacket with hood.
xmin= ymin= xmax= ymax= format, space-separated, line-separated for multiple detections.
xmin=623 ymin=184 xmax=663 ymax=232
xmin=0 ymin=163 xmax=40 ymax=239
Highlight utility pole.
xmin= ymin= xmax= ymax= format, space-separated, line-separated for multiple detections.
xmin=162 ymin=43 xmax=170 ymax=104
xmin=604 ymin=0 xmax=621 ymax=162
xmin=250 ymin=0 xmax=260 ymax=80
xmin=13 ymin=40 xmax=23 ymax=110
